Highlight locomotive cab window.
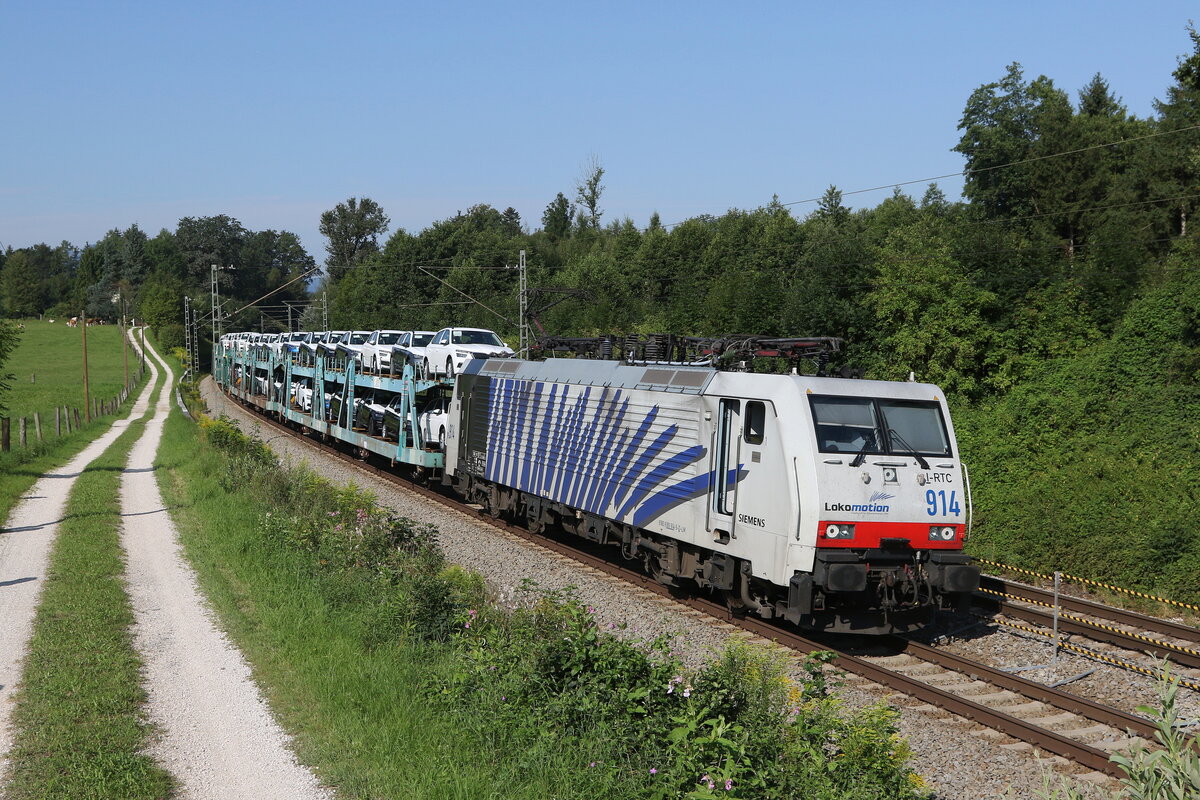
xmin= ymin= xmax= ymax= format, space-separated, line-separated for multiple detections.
xmin=809 ymin=395 xmax=952 ymax=457
xmin=744 ymin=401 xmax=766 ymax=445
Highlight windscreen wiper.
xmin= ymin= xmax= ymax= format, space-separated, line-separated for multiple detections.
xmin=887 ymin=428 xmax=930 ymax=469
xmin=849 ymin=432 xmax=876 ymax=468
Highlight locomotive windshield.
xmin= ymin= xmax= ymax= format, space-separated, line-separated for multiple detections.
xmin=809 ymin=395 xmax=952 ymax=457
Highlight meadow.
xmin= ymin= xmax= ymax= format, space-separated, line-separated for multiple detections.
xmin=3 ymin=319 xmax=143 ymax=421
xmin=0 ymin=320 xmax=147 ymax=524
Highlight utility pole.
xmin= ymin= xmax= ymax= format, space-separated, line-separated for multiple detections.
xmin=184 ymin=297 xmax=193 ymax=384
xmin=211 ymin=263 xmax=234 ymax=345
xmin=121 ymin=296 xmax=129 ymax=385
xmin=211 ymin=264 xmax=220 ymax=345
xmin=322 ymin=291 xmax=328 ymax=330
xmin=81 ymin=309 xmax=91 ymax=423
xmin=518 ymin=249 xmax=528 ymax=358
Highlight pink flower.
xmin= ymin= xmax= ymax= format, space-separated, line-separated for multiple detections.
xmin=468 ymin=609 xmax=477 ymax=617
xmin=589 ymin=762 xmax=596 ymax=768
xmin=649 ymin=768 xmax=657 ymax=775
xmin=725 ymin=779 xmax=733 ymax=791
xmin=587 ymin=605 xmax=595 ymax=613
xmin=464 ymin=621 xmax=471 ymax=629
xmin=702 ymin=774 xmax=715 ymax=789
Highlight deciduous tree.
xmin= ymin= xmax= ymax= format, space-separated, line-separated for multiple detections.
xmin=319 ymin=197 xmax=389 ymax=283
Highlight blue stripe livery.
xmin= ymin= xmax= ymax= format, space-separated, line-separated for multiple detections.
xmin=482 ymin=378 xmax=719 ymax=526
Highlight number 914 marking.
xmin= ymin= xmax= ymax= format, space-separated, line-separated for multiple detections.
xmin=926 ymin=489 xmax=962 ymax=517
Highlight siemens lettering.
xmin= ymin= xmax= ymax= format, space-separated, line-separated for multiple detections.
xmin=824 ymin=501 xmax=891 ymax=513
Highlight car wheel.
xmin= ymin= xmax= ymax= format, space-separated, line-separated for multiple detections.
xmin=421 ymin=359 xmax=430 ymax=379
xmin=446 ymin=358 xmax=454 ymax=377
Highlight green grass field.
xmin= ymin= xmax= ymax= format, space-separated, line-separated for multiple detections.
xmin=4 ymin=319 xmax=144 ymax=420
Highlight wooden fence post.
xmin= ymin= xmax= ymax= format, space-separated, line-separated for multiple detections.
xmin=73 ymin=408 xmax=81 ymax=429
xmin=19 ymin=417 xmax=27 ymax=448
xmin=55 ymin=407 xmax=61 ymax=437
xmin=1 ymin=418 xmax=8 ymax=452
xmin=34 ymin=412 xmax=42 ymax=442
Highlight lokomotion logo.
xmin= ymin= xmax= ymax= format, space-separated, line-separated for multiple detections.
xmin=824 ymin=491 xmax=894 ymax=513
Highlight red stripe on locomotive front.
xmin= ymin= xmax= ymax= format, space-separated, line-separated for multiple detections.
xmin=816 ymin=521 xmax=963 ymax=549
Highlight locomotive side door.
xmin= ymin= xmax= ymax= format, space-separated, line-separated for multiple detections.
xmin=708 ymin=398 xmax=741 ymax=541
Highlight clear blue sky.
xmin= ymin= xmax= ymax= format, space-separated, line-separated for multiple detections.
xmin=2 ymin=1 xmax=1195 ymax=262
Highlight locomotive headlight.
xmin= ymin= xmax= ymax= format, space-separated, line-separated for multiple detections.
xmin=883 ymin=467 xmax=898 ymax=482
xmin=929 ymin=526 xmax=956 ymax=541
xmin=824 ymin=523 xmax=854 ymax=539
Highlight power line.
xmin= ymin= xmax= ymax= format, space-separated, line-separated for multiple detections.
xmin=658 ymin=122 xmax=1200 ymax=231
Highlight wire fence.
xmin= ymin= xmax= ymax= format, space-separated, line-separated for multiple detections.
xmin=0 ymin=362 xmax=147 ymax=453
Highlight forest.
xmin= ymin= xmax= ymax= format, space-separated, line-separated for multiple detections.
xmin=2 ymin=30 xmax=1198 ymax=601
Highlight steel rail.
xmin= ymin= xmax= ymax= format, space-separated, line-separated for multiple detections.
xmin=218 ymin=388 xmax=1133 ymax=778
xmin=980 ymin=576 xmax=1200 ymax=645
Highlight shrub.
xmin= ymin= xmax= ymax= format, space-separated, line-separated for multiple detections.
xmin=157 ymin=323 xmax=185 ymax=352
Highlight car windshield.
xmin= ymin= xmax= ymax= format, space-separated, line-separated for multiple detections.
xmin=412 ymin=333 xmax=434 ymax=347
xmin=379 ymin=332 xmax=402 ymax=345
xmin=452 ymin=330 xmax=504 ymax=346
xmin=809 ymin=395 xmax=951 ymax=457
xmin=346 ymin=332 xmax=367 ymax=344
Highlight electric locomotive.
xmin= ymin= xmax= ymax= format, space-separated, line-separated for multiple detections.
xmin=216 ymin=332 xmax=979 ymax=635
xmin=443 ymin=340 xmax=978 ymax=634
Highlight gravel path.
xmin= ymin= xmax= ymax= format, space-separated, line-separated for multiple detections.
xmin=0 ymin=337 xmax=157 ymax=777
xmin=201 ymin=380 xmax=1117 ymax=800
xmin=122 ymin=337 xmax=332 ymax=799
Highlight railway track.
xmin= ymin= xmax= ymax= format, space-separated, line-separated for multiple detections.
xmin=223 ymin=390 xmax=1193 ymax=781
xmin=974 ymin=576 xmax=1200 ymax=672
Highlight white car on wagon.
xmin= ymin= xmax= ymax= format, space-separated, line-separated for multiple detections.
xmin=423 ymin=327 xmax=513 ymax=377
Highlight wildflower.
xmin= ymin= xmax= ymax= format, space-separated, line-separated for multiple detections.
xmin=683 ymin=687 xmax=691 ymax=698
xmin=671 ymin=675 xmax=682 ymax=684
xmin=587 ymin=605 xmax=595 ymax=613
xmin=725 ymin=779 xmax=733 ymax=791
xmin=356 ymin=508 xmax=368 ymax=523
xmin=606 ymin=622 xmax=616 ymax=629
xmin=589 ymin=762 xmax=597 ymax=768
xmin=666 ymin=684 xmax=674 ymax=695
xmin=702 ymin=774 xmax=715 ymax=789
xmin=468 ymin=609 xmax=478 ymax=617
xmin=649 ymin=768 xmax=657 ymax=775
xmin=326 ymin=511 xmax=338 ymax=517
xmin=501 ymin=696 xmax=507 ymax=701
xmin=464 ymin=621 xmax=471 ymax=629
xmin=334 ymin=523 xmax=343 ymax=532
